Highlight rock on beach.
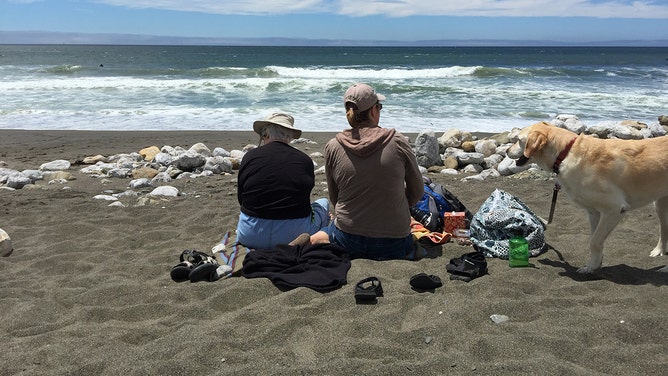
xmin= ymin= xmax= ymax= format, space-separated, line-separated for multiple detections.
xmin=0 ymin=228 xmax=12 ymax=257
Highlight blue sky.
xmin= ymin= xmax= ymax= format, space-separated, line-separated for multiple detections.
xmin=1 ymin=0 xmax=668 ymax=44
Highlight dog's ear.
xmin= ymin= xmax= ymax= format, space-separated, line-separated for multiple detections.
xmin=523 ymin=130 xmax=546 ymax=158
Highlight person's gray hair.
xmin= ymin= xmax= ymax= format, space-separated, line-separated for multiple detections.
xmin=262 ymin=123 xmax=293 ymax=142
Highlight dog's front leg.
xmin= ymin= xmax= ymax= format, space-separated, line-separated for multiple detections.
xmin=649 ymin=196 xmax=668 ymax=257
xmin=578 ymin=210 xmax=623 ymax=274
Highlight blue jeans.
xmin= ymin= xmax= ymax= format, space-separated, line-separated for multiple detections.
xmin=322 ymin=222 xmax=412 ymax=261
xmin=236 ymin=198 xmax=330 ymax=250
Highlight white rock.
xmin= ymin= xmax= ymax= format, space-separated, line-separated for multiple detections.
xmin=154 ymin=152 xmax=173 ymax=166
xmin=0 ymin=228 xmax=13 ymax=257
xmin=149 ymin=186 xmax=180 ymax=197
xmin=39 ymin=159 xmax=71 ymax=171
xmin=151 ymin=172 xmax=172 ymax=184
xmin=456 ymin=152 xmax=485 ymax=166
xmin=415 ymin=130 xmax=442 ymax=168
xmin=116 ymin=190 xmax=139 ymax=198
xmin=6 ymin=175 xmax=32 ymax=189
xmin=174 ymin=151 xmax=206 ymax=171
xmin=204 ymin=156 xmax=233 ymax=174
xmin=213 ymin=147 xmax=231 ymax=157
xmin=474 ymin=139 xmax=498 ymax=157
xmin=490 ymin=314 xmax=509 ymax=324
xmin=438 ymin=129 xmax=466 ymax=148
xmin=129 ymin=178 xmax=152 ymax=189
xmin=292 ymin=137 xmax=317 ymax=145
xmin=21 ymin=170 xmax=44 ymax=182
xmin=484 ymin=154 xmax=504 ymax=170
xmin=462 ymin=164 xmax=483 ymax=173
xmin=462 ymin=168 xmax=500 ymax=182
xmin=189 ymin=142 xmax=212 ymax=157
xmin=498 ymin=156 xmax=527 ymax=176
xmin=93 ymin=194 xmax=118 ymax=201
xmin=230 ymin=150 xmax=246 ymax=160
xmin=107 ymin=168 xmax=130 ymax=178
xmin=439 ymin=168 xmax=459 ymax=175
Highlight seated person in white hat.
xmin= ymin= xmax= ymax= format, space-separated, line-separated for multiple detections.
xmin=235 ymin=112 xmax=330 ymax=249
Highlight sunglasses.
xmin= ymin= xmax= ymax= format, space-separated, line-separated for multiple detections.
xmin=375 ymin=102 xmax=383 ymax=110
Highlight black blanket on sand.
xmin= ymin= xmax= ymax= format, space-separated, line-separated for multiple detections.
xmin=241 ymin=243 xmax=351 ymax=292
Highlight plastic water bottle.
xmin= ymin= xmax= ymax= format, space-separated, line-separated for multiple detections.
xmin=508 ymin=236 xmax=529 ymax=267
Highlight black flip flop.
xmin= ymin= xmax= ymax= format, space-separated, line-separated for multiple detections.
xmin=446 ymin=251 xmax=488 ymax=282
xmin=410 ymin=273 xmax=443 ymax=291
xmin=354 ymin=277 xmax=384 ymax=304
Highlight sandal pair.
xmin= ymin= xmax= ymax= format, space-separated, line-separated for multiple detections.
xmin=446 ymin=251 xmax=488 ymax=282
xmin=170 ymin=249 xmax=222 ymax=283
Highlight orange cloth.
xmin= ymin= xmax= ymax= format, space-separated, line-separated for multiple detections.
xmin=410 ymin=218 xmax=451 ymax=245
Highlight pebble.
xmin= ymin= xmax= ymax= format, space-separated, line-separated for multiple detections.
xmin=490 ymin=314 xmax=509 ymax=324
xmin=0 ymin=228 xmax=13 ymax=257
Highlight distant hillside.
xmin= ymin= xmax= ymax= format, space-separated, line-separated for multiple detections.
xmin=1 ymin=31 xmax=667 ymax=47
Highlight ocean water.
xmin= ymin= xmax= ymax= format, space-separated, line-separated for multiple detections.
xmin=1 ymin=45 xmax=667 ymax=134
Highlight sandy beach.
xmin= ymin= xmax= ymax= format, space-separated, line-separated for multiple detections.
xmin=0 ymin=129 xmax=666 ymax=376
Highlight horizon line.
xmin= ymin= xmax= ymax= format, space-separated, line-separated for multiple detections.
xmin=2 ymin=31 xmax=668 ymax=47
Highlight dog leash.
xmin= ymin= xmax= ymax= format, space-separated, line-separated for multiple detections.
xmin=548 ymin=183 xmax=560 ymax=224
xmin=547 ymin=136 xmax=576 ymax=224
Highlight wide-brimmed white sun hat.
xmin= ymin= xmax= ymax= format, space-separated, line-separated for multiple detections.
xmin=252 ymin=112 xmax=302 ymax=139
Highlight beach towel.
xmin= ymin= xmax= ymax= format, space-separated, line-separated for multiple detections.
xmin=469 ymin=189 xmax=547 ymax=259
xmin=406 ymin=219 xmax=449 ymax=260
xmin=241 ymin=242 xmax=351 ymax=292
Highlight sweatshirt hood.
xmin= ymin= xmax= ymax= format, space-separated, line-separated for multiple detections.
xmin=335 ymin=126 xmax=396 ymax=158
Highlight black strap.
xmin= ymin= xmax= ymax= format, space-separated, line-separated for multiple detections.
xmin=548 ymin=183 xmax=561 ymax=224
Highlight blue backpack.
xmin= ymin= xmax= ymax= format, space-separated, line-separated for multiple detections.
xmin=410 ymin=176 xmax=472 ymax=232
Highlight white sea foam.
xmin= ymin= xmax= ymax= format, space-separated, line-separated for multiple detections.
xmin=269 ymin=65 xmax=481 ymax=79
xmin=1 ymin=45 xmax=666 ymax=133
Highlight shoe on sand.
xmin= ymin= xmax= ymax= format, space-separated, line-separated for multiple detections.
xmin=409 ymin=273 xmax=443 ymax=291
xmin=170 ymin=249 xmax=219 ymax=283
xmin=446 ymin=251 xmax=488 ymax=282
xmin=354 ymin=277 xmax=384 ymax=305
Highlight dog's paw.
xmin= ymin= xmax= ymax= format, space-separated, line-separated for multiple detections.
xmin=649 ymin=247 xmax=664 ymax=257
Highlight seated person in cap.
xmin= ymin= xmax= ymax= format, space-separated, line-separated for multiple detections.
xmin=308 ymin=83 xmax=423 ymax=260
xmin=235 ymin=112 xmax=330 ymax=250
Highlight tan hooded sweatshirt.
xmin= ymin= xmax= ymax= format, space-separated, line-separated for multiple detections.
xmin=324 ymin=125 xmax=424 ymax=238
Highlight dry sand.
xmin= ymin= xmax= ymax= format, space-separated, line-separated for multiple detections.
xmin=0 ymin=129 xmax=666 ymax=376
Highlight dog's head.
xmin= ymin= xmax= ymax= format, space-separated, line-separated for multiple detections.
xmin=507 ymin=122 xmax=551 ymax=167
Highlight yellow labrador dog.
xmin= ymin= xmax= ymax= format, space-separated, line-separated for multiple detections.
xmin=507 ymin=121 xmax=668 ymax=273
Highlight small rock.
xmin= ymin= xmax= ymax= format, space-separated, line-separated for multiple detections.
xmin=82 ymin=155 xmax=107 ymax=164
xmin=139 ymin=146 xmax=161 ymax=161
xmin=490 ymin=314 xmax=509 ymax=324
xmin=0 ymin=228 xmax=13 ymax=257
xmin=39 ymin=159 xmax=71 ymax=171
xmin=93 ymin=194 xmax=118 ymax=201
xmin=149 ymin=186 xmax=179 ymax=197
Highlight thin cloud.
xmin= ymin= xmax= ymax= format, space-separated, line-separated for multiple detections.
xmin=94 ymin=0 xmax=668 ymax=18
